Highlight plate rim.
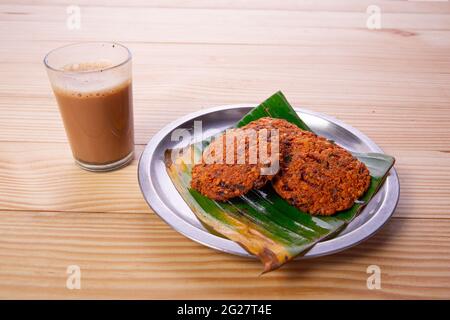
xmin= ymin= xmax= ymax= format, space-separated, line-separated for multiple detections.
xmin=138 ymin=104 xmax=400 ymax=259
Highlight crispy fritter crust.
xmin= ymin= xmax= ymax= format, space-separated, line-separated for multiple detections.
xmin=244 ymin=117 xmax=312 ymax=155
xmin=191 ymin=125 xmax=279 ymax=201
xmin=272 ymin=133 xmax=371 ymax=215
xmin=191 ymin=163 xmax=268 ymax=201
xmin=243 ymin=117 xmax=302 ymax=139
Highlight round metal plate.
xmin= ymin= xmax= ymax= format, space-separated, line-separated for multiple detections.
xmin=138 ymin=105 xmax=400 ymax=259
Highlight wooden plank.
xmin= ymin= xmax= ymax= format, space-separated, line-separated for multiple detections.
xmin=392 ymin=150 xmax=450 ymax=218
xmin=0 ymin=42 xmax=449 ymax=150
xmin=3 ymin=0 xmax=450 ymax=14
xmin=1 ymin=5 xmax=450 ymax=45
xmin=0 ymin=141 xmax=449 ymax=219
xmin=0 ymin=142 xmax=149 ymax=214
xmin=0 ymin=211 xmax=448 ymax=299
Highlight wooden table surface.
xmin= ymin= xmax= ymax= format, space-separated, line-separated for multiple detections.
xmin=1 ymin=0 xmax=449 ymax=299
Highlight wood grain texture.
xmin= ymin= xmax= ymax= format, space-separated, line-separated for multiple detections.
xmin=1 ymin=7 xmax=450 ymax=47
xmin=1 ymin=42 xmax=449 ymax=150
xmin=0 ymin=0 xmax=449 ymax=299
xmin=4 ymin=0 xmax=450 ymax=14
xmin=0 ymin=211 xmax=448 ymax=299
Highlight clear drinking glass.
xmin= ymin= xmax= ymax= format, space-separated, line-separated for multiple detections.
xmin=44 ymin=42 xmax=134 ymax=172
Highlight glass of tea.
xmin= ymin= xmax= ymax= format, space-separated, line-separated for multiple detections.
xmin=44 ymin=42 xmax=134 ymax=172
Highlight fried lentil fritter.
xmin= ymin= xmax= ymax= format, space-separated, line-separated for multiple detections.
xmin=191 ymin=126 xmax=279 ymax=201
xmin=272 ymin=133 xmax=371 ymax=215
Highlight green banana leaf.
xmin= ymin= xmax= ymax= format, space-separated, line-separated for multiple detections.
xmin=165 ymin=91 xmax=395 ymax=273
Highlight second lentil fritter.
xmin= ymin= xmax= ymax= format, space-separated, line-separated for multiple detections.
xmin=272 ymin=133 xmax=371 ymax=215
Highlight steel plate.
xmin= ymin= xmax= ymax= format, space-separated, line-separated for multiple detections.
xmin=138 ymin=105 xmax=400 ymax=259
